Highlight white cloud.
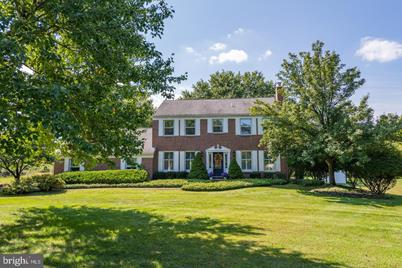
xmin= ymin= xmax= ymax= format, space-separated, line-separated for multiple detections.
xmin=258 ymin=49 xmax=273 ymax=61
xmin=356 ymin=37 xmax=402 ymax=63
xmin=209 ymin=49 xmax=248 ymax=64
xmin=227 ymin=27 xmax=246 ymax=38
xmin=234 ymin=27 xmax=245 ymax=35
xmin=209 ymin=42 xmax=227 ymax=51
xmin=184 ymin=46 xmax=206 ymax=62
xmin=185 ymin=46 xmax=195 ymax=53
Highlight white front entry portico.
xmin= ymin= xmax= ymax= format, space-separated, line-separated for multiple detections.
xmin=205 ymin=145 xmax=231 ymax=175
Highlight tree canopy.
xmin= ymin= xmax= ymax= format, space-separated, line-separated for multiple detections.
xmin=0 ymin=0 xmax=185 ymax=175
xmin=252 ymin=41 xmax=379 ymax=185
xmin=181 ymin=70 xmax=274 ymax=99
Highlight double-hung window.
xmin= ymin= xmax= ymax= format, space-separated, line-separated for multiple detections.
xmin=185 ymin=119 xmax=196 ymax=135
xmin=163 ymin=120 xmax=174 ymax=136
xmin=212 ymin=119 xmax=223 ymax=133
xmin=241 ymin=151 xmax=252 ymax=170
xmin=163 ymin=152 xmax=174 ymax=171
xmin=240 ymin=118 xmax=252 ymax=135
xmin=185 ymin=152 xmax=196 ymax=171
xmin=264 ymin=152 xmax=275 ymax=171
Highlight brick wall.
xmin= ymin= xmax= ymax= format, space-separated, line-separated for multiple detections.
xmin=153 ymin=119 xmax=261 ymax=151
xmin=54 ymin=161 xmax=64 ymax=175
xmin=152 ymin=118 xmax=289 ymax=176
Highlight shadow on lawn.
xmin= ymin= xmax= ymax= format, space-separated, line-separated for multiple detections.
xmin=0 ymin=206 xmax=346 ymax=268
xmin=296 ymin=188 xmax=402 ymax=208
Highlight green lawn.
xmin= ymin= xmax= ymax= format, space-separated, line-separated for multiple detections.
xmin=1 ymin=181 xmax=401 ymax=267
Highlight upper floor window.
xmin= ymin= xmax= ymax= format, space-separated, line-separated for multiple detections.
xmin=185 ymin=152 xmax=196 ymax=170
xmin=240 ymin=118 xmax=252 ymax=135
xmin=264 ymin=152 xmax=275 ymax=171
xmin=185 ymin=119 xmax=196 ymax=135
xmin=212 ymin=119 xmax=223 ymax=133
xmin=163 ymin=152 xmax=174 ymax=171
xmin=163 ymin=120 xmax=174 ymax=136
xmin=241 ymin=151 xmax=252 ymax=170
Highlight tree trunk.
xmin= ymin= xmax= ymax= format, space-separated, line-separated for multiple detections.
xmin=325 ymin=158 xmax=336 ymax=186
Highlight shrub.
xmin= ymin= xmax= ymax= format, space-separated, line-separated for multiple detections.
xmin=249 ymin=172 xmax=261 ymax=179
xmin=56 ymin=169 xmax=148 ymax=184
xmin=65 ymin=179 xmax=187 ymax=189
xmin=182 ymin=179 xmax=272 ymax=192
xmin=349 ymin=144 xmax=402 ymax=195
xmin=188 ymin=153 xmax=209 ymax=180
xmin=28 ymin=175 xmax=65 ymax=191
xmin=293 ymin=179 xmax=325 ymax=187
xmin=228 ymin=160 xmax=244 ymax=179
xmin=153 ymin=171 xmax=188 ymax=180
xmin=1 ymin=180 xmax=35 ymax=195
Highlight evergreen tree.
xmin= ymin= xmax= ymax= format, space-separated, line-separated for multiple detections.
xmin=188 ymin=153 xmax=209 ymax=180
xmin=228 ymin=157 xmax=244 ymax=179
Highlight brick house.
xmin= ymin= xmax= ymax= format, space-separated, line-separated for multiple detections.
xmin=54 ymin=97 xmax=288 ymax=178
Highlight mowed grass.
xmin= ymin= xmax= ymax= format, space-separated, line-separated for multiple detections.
xmin=1 ymin=181 xmax=401 ymax=267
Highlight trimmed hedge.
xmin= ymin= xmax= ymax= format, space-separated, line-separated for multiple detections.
xmin=56 ymin=169 xmax=148 ymax=184
xmin=181 ymin=179 xmax=288 ymax=192
xmin=65 ymin=179 xmax=187 ymax=189
xmin=153 ymin=172 xmax=188 ymax=180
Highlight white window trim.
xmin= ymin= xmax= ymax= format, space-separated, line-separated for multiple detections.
xmin=120 ymin=158 xmax=142 ymax=170
xmin=180 ymin=151 xmax=198 ymax=172
xmin=236 ymin=117 xmax=257 ymax=136
xmin=158 ymin=151 xmax=179 ymax=171
xmin=258 ymin=151 xmax=281 ymax=172
xmin=207 ymin=118 xmax=228 ymax=134
xmin=158 ymin=119 xmax=179 ymax=136
xmin=179 ymin=118 xmax=200 ymax=136
xmin=236 ymin=150 xmax=258 ymax=172
xmin=64 ymin=157 xmax=84 ymax=172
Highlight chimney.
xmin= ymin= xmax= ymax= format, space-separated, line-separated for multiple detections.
xmin=275 ymin=82 xmax=283 ymax=102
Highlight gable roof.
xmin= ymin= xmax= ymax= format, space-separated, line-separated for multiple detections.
xmin=154 ymin=97 xmax=274 ymax=118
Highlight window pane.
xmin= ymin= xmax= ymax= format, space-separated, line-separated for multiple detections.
xmin=240 ymin=118 xmax=252 ymax=135
xmin=164 ymin=120 xmax=174 ymax=128
xmin=164 ymin=120 xmax=174 ymax=135
xmin=185 ymin=120 xmax=195 ymax=128
xmin=185 ymin=119 xmax=196 ymax=135
xmin=212 ymin=119 xmax=223 ymax=133
xmin=241 ymin=152 xmax=252 ymax=170
xmin=185 ymin=152 xmax=195 ymax=170
xmin=164 ymin=152 xmax=174 ymax=171
xmin=264 ymin=152 xmax=275 ymax=170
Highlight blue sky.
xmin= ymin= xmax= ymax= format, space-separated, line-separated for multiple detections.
xmin=153 ymin=0 xmax=402 ymax=116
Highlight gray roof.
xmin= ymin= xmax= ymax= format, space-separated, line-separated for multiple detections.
xmin=139 ymin=128 xmax=154 ymax=155
xmin=154 ymin=97 xmax=274 ymax=117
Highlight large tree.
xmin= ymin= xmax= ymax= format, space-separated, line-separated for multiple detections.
xmin=252 ymin=41 xmax=373 ymax=185
xmin=0 ymin=0 xmax=185 ymax=176
xmin=181 ymin=70 xmax=274 ymax=99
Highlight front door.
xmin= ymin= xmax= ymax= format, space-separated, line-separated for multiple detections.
xmin=213 ymin=152 xmax=224 ymax=176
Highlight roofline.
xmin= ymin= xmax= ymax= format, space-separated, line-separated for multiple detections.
xmin=158 ymin=97 xmax=274 ymax=104
xmin=153 ymin=113 xmax=261 ymax=119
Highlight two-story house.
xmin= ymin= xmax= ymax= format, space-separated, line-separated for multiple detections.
xmin=54 ymin=97 xmax=288 ymax=178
